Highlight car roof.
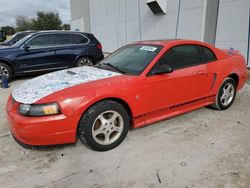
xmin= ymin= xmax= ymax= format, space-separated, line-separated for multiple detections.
xmin=16 ymin=31 xmax=37 ymax=34
xmin=134 ymin=39 xmax=209 ymax=47
xmin=35 ymin=30 xmax=91 ymax=35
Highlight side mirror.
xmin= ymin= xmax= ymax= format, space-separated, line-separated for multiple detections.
xmin=23 ymin=44 xmax=30 ymax=51
xmin=154 ymin=64 xmax=173 ymax=75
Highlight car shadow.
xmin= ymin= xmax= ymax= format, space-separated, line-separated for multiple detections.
xmin=12 ymin=73 xmax=45 ymax=82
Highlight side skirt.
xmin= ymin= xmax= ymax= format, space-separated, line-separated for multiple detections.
xmin=134 ymin=96 xmax=215 ymax=128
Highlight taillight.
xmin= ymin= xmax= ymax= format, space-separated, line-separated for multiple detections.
xmin=96 ymin=43 xmax=102 ymax=50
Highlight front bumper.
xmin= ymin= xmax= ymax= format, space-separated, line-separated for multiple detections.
xmin=6 ymin=96 xmax=80 ymax=146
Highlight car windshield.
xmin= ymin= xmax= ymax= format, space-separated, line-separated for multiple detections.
xmin=4 ymin=33 xmax=18 ymax=43
xmin=11 ymin=34 xmax=33 ymax=47
xmin=97 ymin=44 xmax=163 ymax=75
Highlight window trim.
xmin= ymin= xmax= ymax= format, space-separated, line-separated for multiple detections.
xmin=21 ymin=33 xmax=90 ymax=50
xmin=71 ymin=33 xmax=90 ymax=45
xmin=23 ymin=33 xmax=54 ymax=50
xmin=147 ymin=44 xmax=206 ymax=76
xmin=52 ymin=33 xmax=90 ymax=47
xmin=21 ymin=33 xmax=53 ymax=50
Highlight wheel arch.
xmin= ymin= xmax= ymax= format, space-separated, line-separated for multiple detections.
xmin=75 ymin=55 xmax=95 ymax=65
xmin=105 ymin=97 xmax=133 ymax=120
xmin=77 ymin=97 xmax=134 ymax=130
xmin=0 ymin=59 xmax=13 ymax=74
xmin=212 ymin=64 xmax=241 ymax=94
xmin=227 ymin=73 xmax=239 ymax=87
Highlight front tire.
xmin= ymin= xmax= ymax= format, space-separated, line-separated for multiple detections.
xmin=0 ymin=62 xmax=12 ymax=81
xmin=210 ymin=77 xmax=236 ymax=110
xmin=78 ymin=100 xmax=130 ymax=151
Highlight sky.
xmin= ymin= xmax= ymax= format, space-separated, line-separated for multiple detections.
xmin=0 ymin=0 xmax=70 ymax=27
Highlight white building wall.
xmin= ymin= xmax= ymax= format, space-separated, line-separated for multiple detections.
xmin=177 ymin=0 xmax=204 ymax=40
xmin=70 ymin=0 xmax=91 ymax=33
xmin=89 ymin=0 xmax=206 ymax=52
xmin=85 ymin=0 xmax=250 ymax=66
xmin=216 ymin=0 xmax=250 ymax=67
xmin=70 ymin=17 xmax=85 ymax=32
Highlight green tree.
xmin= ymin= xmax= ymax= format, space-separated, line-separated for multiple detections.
xmin=0 ymin=26 xmax=15 ymax=35
xmin=32 ymin=11 xmax=62 ymax=30
xmin=61 ymin=24 xmax=70 ymax=30
xmin=15 ymin=11 xmax=67 ymax=31
xmin=15 ymin=16 xmax=32 ymax=31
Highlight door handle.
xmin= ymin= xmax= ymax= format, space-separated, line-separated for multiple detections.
xmin=197 ymin=71 xmax=206 ymax=75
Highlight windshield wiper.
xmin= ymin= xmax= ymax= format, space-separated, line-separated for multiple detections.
xmin=103 ymin=62 xmax=126 ymax=74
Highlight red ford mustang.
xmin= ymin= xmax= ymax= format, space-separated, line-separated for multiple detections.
xmin=6 ymin=39 xmax=248 ymax=151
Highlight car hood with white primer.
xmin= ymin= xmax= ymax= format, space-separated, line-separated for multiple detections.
xmin=12 ymin=66 xmax=121 ymax=104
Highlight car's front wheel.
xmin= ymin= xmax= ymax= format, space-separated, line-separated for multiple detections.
xmin=0 ymin=62 xmax=12 ymax=81
xmin=78 ymin=100 xmax=130 ymax=151
xmin=76 ymin=57 xmax=94 ymax=67
xmin=211 ymin=77 xmax=236 ymax=110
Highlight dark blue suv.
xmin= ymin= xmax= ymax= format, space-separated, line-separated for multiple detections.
xmin=0 ymin=31 xmax=104 ymax=81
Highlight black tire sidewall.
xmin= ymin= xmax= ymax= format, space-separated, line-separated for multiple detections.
xmin=78 ymin=100 xmax=130 ymax=151
xmin=217 ymin=78 xmax=236 ymax=110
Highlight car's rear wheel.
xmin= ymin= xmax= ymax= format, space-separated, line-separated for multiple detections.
xmin=78 ymin=100 xmax=129 ymax=151
xmin=76 ymin=57 xmax=94 ymax=67
xmin=0 ymin=62 xmax=12 ymax=81
xmin=210 ymin=77 xmax=236 ymax=110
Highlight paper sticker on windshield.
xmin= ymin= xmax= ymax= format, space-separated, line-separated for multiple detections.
xmin=140 ymin=46 xmax=157 ymax=52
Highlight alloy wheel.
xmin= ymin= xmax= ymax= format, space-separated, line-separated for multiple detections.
xmin=92 ymin=110 xmax=124 ymax=145
xmin=78 ymin=58 xmax=93 ymax=66
xmin=220 ymin=83 xmax=235 ymax=106
xmin=0 ymin=65 xmax=9 ymax=78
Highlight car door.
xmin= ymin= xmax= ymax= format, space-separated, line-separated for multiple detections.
xmin=143 ymin=44 xmax=213 ymax=121
xmin=53 ymin=33 xmax=88 ymax=67
xmin=14 ymin=34 xmax=60 ymax=73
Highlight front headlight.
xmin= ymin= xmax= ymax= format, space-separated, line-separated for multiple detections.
xmin=19 ymin=103 xmax=61 ymax=116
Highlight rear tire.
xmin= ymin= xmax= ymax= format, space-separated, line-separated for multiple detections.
xmin=78 ymin=100 xmax=130 ymax=151
xmin=210 ymin=77 xmax=236 ymax=110
xmin=0 ymin=62 xmax=12 ymax=81
xmin=76 ymin=57 xmax=94 ymax=67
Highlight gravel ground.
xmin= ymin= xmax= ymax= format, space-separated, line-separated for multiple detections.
xmin=0 ymin=76 xmax=250 ymax=188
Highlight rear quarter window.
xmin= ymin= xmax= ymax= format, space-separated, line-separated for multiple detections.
xmin=72 ymin=34 xmax=89 ymax=44
xmin=201 ymin=46 xmax=217 ymax=63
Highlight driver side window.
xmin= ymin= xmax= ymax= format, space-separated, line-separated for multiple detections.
xmin=158 ymin=44 xmax=203 ymax=70
xmin=26 ymin=34 xmax=53 ymax=49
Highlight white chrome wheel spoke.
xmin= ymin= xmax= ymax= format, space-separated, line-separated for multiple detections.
xmin=99 ymin=115 xmax=107 ymax=125
xmin=113 ymin=126 xmax=122 ymax=133
xmin=0 ymin=66 xmax=9 ymax=77
xmin=104 ymin=132 xmax=111 ymax=144
xmin=221 ymin=92 xmax=227 ymax=101
xmin=110 ymin=112 xmax=119 ymax=124
xmin=78 ymin=58 xmax=92 ymax=66
xmin=93 ymin=127 xmax=104 ymax=136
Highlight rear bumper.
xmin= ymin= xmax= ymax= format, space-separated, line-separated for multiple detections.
xmin=6 ymin=97 xmax=80 ymax=146
xmin=95 ymin=52 xmax=104 ymax=63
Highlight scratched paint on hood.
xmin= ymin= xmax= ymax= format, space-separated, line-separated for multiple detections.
xmin=12 ymin=66 xmax=121 ymax=104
